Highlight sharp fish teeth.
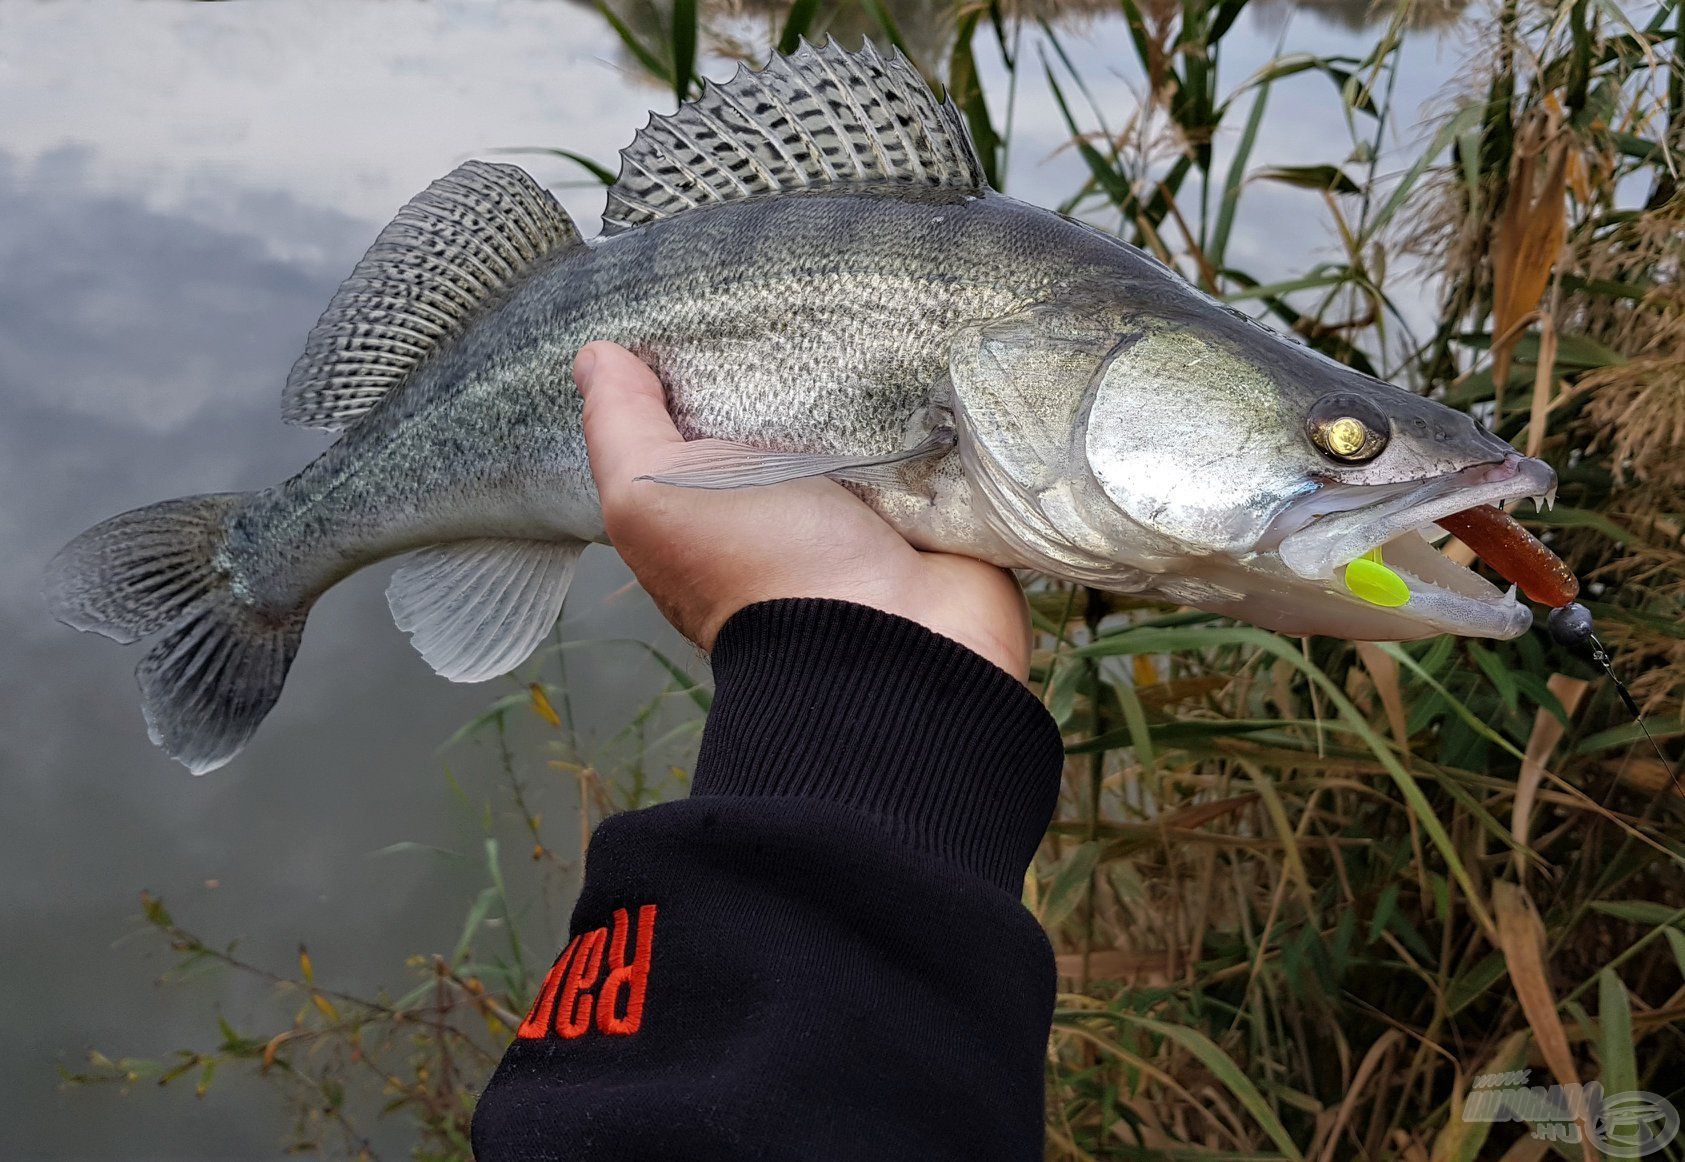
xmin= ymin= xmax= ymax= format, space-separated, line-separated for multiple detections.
xmin=1545 ymin=486 xmax=1558 ymax=511
xmin=1505 ymin=584 xmax=1518 ymax=602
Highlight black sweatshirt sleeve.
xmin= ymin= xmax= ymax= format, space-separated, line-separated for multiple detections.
xmin=471 ymin=598 xmax=1065 ymax=1162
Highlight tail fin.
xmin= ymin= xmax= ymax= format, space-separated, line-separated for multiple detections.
xmin=45 ymin=494 xmax=304 ymax=774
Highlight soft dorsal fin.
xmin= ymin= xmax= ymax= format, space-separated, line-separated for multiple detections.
xmin=602 ymin=39 xmax=986 ymax=235
xmin=284 ymin=161 xmax=580 ymax=432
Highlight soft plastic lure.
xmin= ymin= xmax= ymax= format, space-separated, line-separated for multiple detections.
xmin=1342 ymin=504 xmax=1580 ymax=612
xmin=1343 ymin=548 xmax=1410 ymax=607
xmin=1436 ymin=504 xmax=1579 ymax=607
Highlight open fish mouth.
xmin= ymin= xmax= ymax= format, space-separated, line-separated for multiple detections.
xmin=1263 ymin=454 xmax=1562 ymax=639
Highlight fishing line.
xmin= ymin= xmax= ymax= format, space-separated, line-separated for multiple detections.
xmin=1547 ymin=603 xmax=1683 ymax=799
xmin=1544 ymin=602 xmax=1682 ymax=907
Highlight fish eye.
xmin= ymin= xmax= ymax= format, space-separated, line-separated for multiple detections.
xmin=1308 ymin=395 xmax=1389 ymax=463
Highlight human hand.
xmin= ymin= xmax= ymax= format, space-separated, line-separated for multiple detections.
xmin=576 ymin=341 xmax=1032 ymax=680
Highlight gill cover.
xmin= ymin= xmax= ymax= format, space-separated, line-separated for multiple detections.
xmin=947 ymin=306 xmax=1165 ymax=586
xmin=1084 ymin=318 xmax=1320 ymax=554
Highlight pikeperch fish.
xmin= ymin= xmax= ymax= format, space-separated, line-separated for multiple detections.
xmin=47 ymin=40 xmax=1568 ymax=774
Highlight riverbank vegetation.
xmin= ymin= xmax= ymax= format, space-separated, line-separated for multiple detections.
xmin=69 ymin=0 xmax=1685 ymax=1156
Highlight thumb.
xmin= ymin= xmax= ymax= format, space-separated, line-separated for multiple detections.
xmin=575 ymin=341 xmax=683 ymax=500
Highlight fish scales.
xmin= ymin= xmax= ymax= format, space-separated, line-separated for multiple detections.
xmin=235 ymin=190 xmax=1093 ymax=610
xmin=47 ymin=40 xmax=1570 ymax=773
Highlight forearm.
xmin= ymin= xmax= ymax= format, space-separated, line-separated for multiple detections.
xmin=472 ymin=599 xmax=1064 ymax=1161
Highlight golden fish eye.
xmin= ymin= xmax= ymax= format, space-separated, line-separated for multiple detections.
xmin=1324 ymin=416 xmax=1368 ymax=457
xmin=1308 ymin=394 xmax=1389 ymax=462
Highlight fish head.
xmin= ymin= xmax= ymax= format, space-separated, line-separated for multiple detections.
xmin=950 ymin=302 xmax=1558 ymax=641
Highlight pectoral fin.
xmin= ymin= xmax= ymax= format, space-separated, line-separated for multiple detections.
xmin=640 ymin=426 xmax=955 ymax=490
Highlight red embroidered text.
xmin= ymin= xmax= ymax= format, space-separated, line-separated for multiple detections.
xmin=518 ymin=904 xmax=657 ymax=1040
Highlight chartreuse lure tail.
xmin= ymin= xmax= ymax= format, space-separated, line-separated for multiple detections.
xmin=1344 ymin=547 xmax=1410 ymax=608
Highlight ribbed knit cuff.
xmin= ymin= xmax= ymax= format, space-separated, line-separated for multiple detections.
xmin=691 ymin=598 xmax=1064 ymax=894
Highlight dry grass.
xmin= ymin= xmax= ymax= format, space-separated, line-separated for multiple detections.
xmin=65 ymin=0 xmax=1685 ymax=1157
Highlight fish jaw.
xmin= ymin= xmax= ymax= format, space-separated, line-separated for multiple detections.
xmin=1200 ymin=453 xmax=1560 ymax=640
xmin=1272 ymin=453 xmax=1556 ymax=580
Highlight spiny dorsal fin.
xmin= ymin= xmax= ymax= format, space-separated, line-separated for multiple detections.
xmin=284 ymin=161 xmax=580 ymax=432
xmin=602 ymin=39 xmax=986 ymax=235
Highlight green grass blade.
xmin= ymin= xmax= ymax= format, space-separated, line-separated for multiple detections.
xmin=670 ymin=0 xmax=697 ymax=104
xmin=1362 ymin=102 xmax=1482 ymax=240
xmin=489 ymin=146 xmax=616 ymax=185
xmin=1114 ymin=1014 xmax=1306 ymax=1161
xmin=950 ymin=7 xmax=1004 ymax=188
xmin=1041 ymin=840 xmax=1101 ymax=929
xmin=594 ymin=2 xmax=670 ymax=87
xmin=1598 ymin=968 xmax=1639 ymax=1099
xmin=1077 ymin=626 xmax=1497 ymax=939
xmin=859 ymin=0 xmax=914 ymax=60
xmin=1210 ymin=79 xmax=1270 ymax=269
xmin=776 ymin=0 xmax=822 ymax=55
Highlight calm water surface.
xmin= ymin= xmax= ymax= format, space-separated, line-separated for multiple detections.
xmin=0 ymin=2 xmax=1465 ymax=1156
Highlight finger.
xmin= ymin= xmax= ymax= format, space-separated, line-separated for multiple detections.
xmin=575 ymin=341 xmax=684 ymax=499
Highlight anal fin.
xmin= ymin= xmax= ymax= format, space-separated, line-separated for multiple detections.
xmin=639 ymin=426 xmax=954 ymax=490
xmin=387 ymin=538 xmax=584 ymax=683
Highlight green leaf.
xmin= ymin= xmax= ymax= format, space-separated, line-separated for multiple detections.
xmin=1467 ymin=643 xmax=1519 ymax=714
xmin=1208 ymin=0 xmax=1251 ymax=43
xmin=1073 ymin=627 xmax=1498 ymax=938
xmin=1582 ymin=602 xmax=1685 ymax=641
xmin=1379 ymin=643 xmax=1526 ymax=762
xmin=1065 ymin=717 xmax=1285 ymax=756
xmin=1210 ymin=79 xmax=1270 ymax=269
xmin=1235 ymin=51 xmax=1324 ymax=88
xmin=1367 ymin=883 xmax=1401 ymax=944
xmin=1610 ymin=130 xmax=1667 ymax=161
xmin=859 ymin=0 xmax=914 ymax=59
xmin=1587 ymin=900 xmax=1685 ymax=925
xmin=1109 ymin=673 xmax=1156 ymax=768
xmin=1560 ymin=274 xmax=1651 ymax=301
xmin=1043 ymin=656 xmax=1083 ymax=728
xmin=1664 ymin=928 xmax=1685 ymax=982
xmin=1454 ymin=329 xmax=1626 ymax=368
xmin=1598 ymin=969 xmax=1638 ymax=1100
xmin=1522 ymin=506 xmax=1634 ymax=546
xmin=1574 ymin=718 xmax=1685 ymax=756
xmin=775 ymin=0 xmax=822 ymax=55
xmin=1040 ymin=841 xmax=1101 ymax=930
xmin=452 ymin=886 xmax=499 ymax=966
xmin=1254 ymin=164 xmax=1362 ymax=194
xmin=1042 ymin=62 xmax=1134 ymax=209
xmin=669 ymin=0 xmax=697 ymax=104
xmin=950 ymin=7 xmax=1004 ymax=189
xmin=488 ymin=147 xmax=616 ymax=185
xmin=631 ymin=643 xmax=713 ymax=711
xmin=438 ymin=692 xmax=528 ymax=750
xmin=1447 ymin=951 xmax=1510 ymax=1016
xmin=1221 ymin=271 xmax=1347 ymax=303
xmin=1112 ymin=1014 xmax=1306 ymax=1161
xmin=537 ymin=639 xmax=713 ymax=711
xmin=593 ymin=2 xmax=668 ymax=86
xmin=1364 ymin=102 xmax=1482 ymax=240
xmin=1510 ymin=670 xmax=1570 ymax=726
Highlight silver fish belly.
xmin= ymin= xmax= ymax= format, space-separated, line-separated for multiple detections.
xmin=45 ymin=39 xmax=1563 ymax=774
